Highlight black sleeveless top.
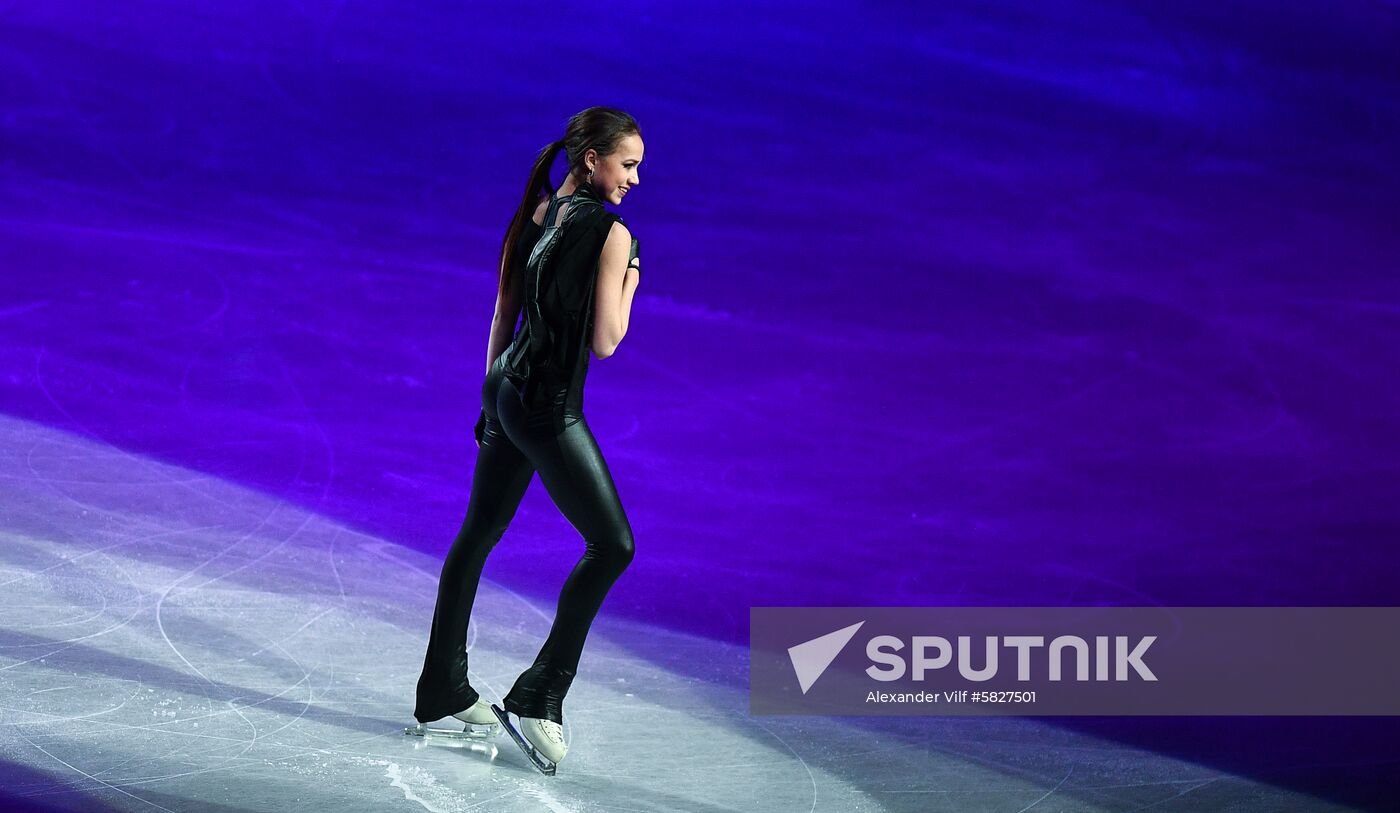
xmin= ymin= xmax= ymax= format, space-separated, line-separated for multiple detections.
xmin=490 ymin=181 xmax=628 ymax=434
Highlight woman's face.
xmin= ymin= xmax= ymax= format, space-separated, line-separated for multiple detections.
xmin=587 ymin=134 xmax=644 ymax=205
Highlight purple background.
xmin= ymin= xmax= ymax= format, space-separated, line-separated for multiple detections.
xmin=2 ymin=1 xmax=1398 ymax=807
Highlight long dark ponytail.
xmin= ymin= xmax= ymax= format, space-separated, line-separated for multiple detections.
xmin=495 ymin=106 xmax=641 ymax=304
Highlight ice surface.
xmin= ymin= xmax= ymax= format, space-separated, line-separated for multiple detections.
xmin=0 ymin=415 xmax=1367 ymax=811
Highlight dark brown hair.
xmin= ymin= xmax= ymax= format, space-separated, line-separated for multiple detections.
xmin=494 ymin=106 xmax=641 ymax=304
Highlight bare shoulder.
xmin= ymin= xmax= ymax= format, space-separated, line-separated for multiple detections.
xmin=605 ymin=219 xmax=632 ymax=241
xmin=530 ymin=194 xmax=549 ymax=226
xmin=599 ymin=220 xmax=632 ymax=269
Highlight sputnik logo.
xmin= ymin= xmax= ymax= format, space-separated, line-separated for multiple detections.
xmin=787 ymin=621 xmax=865 ymax=693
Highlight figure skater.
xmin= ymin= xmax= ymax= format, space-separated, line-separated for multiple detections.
xmin=407 ymin=106 xmax=644 ymax=775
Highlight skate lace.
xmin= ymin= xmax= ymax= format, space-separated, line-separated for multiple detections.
xmin=540 ymin=721 xmax=563 ymax=744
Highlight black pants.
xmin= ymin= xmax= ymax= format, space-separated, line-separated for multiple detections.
xmin=413 ymin=367 xmax=635 ymax=725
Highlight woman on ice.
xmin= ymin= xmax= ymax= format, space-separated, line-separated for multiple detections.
xmin=410 ymin=106 xmax=645 ymax=775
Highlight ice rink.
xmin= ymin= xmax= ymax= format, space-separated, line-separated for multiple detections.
xmin=2 ymin=0 xmax=1397 ymax=810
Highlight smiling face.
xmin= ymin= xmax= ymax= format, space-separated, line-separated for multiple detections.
xmin=585 ymin=133 xmax=644 ymax=205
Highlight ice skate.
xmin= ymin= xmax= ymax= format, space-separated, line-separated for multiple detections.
xmin=491 ymin=703 xmax=567 ymax=775
xmin=404 ymin=696 xmax=502 ymax=740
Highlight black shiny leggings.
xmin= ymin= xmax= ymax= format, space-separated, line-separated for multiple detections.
xmin=413 ymin=370 xmax=635 ymax=725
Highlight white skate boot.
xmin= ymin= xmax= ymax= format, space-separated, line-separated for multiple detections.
xmin=491 ymin=704 xmax=567 ymax=775
xmin=404 ymin=696 xmax=502 ymax=740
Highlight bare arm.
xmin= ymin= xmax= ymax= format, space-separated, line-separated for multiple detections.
xmin=592 ymin=222 xmax=639 ymax=359
xmin=617 ymin=265 xmax=639 ymax=338
xmin=485 ymin=291 xmax=522 ymax=373
xmin=486 ymin=198 xmax=547 ymax=373
xmin=472 ymin=263 xmax=521 ymax=447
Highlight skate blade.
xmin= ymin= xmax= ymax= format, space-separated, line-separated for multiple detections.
xmin=403 ymin=721 xmax=502 ymax=740
xmin=490 ymin=703 xmax=557 ymax=776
